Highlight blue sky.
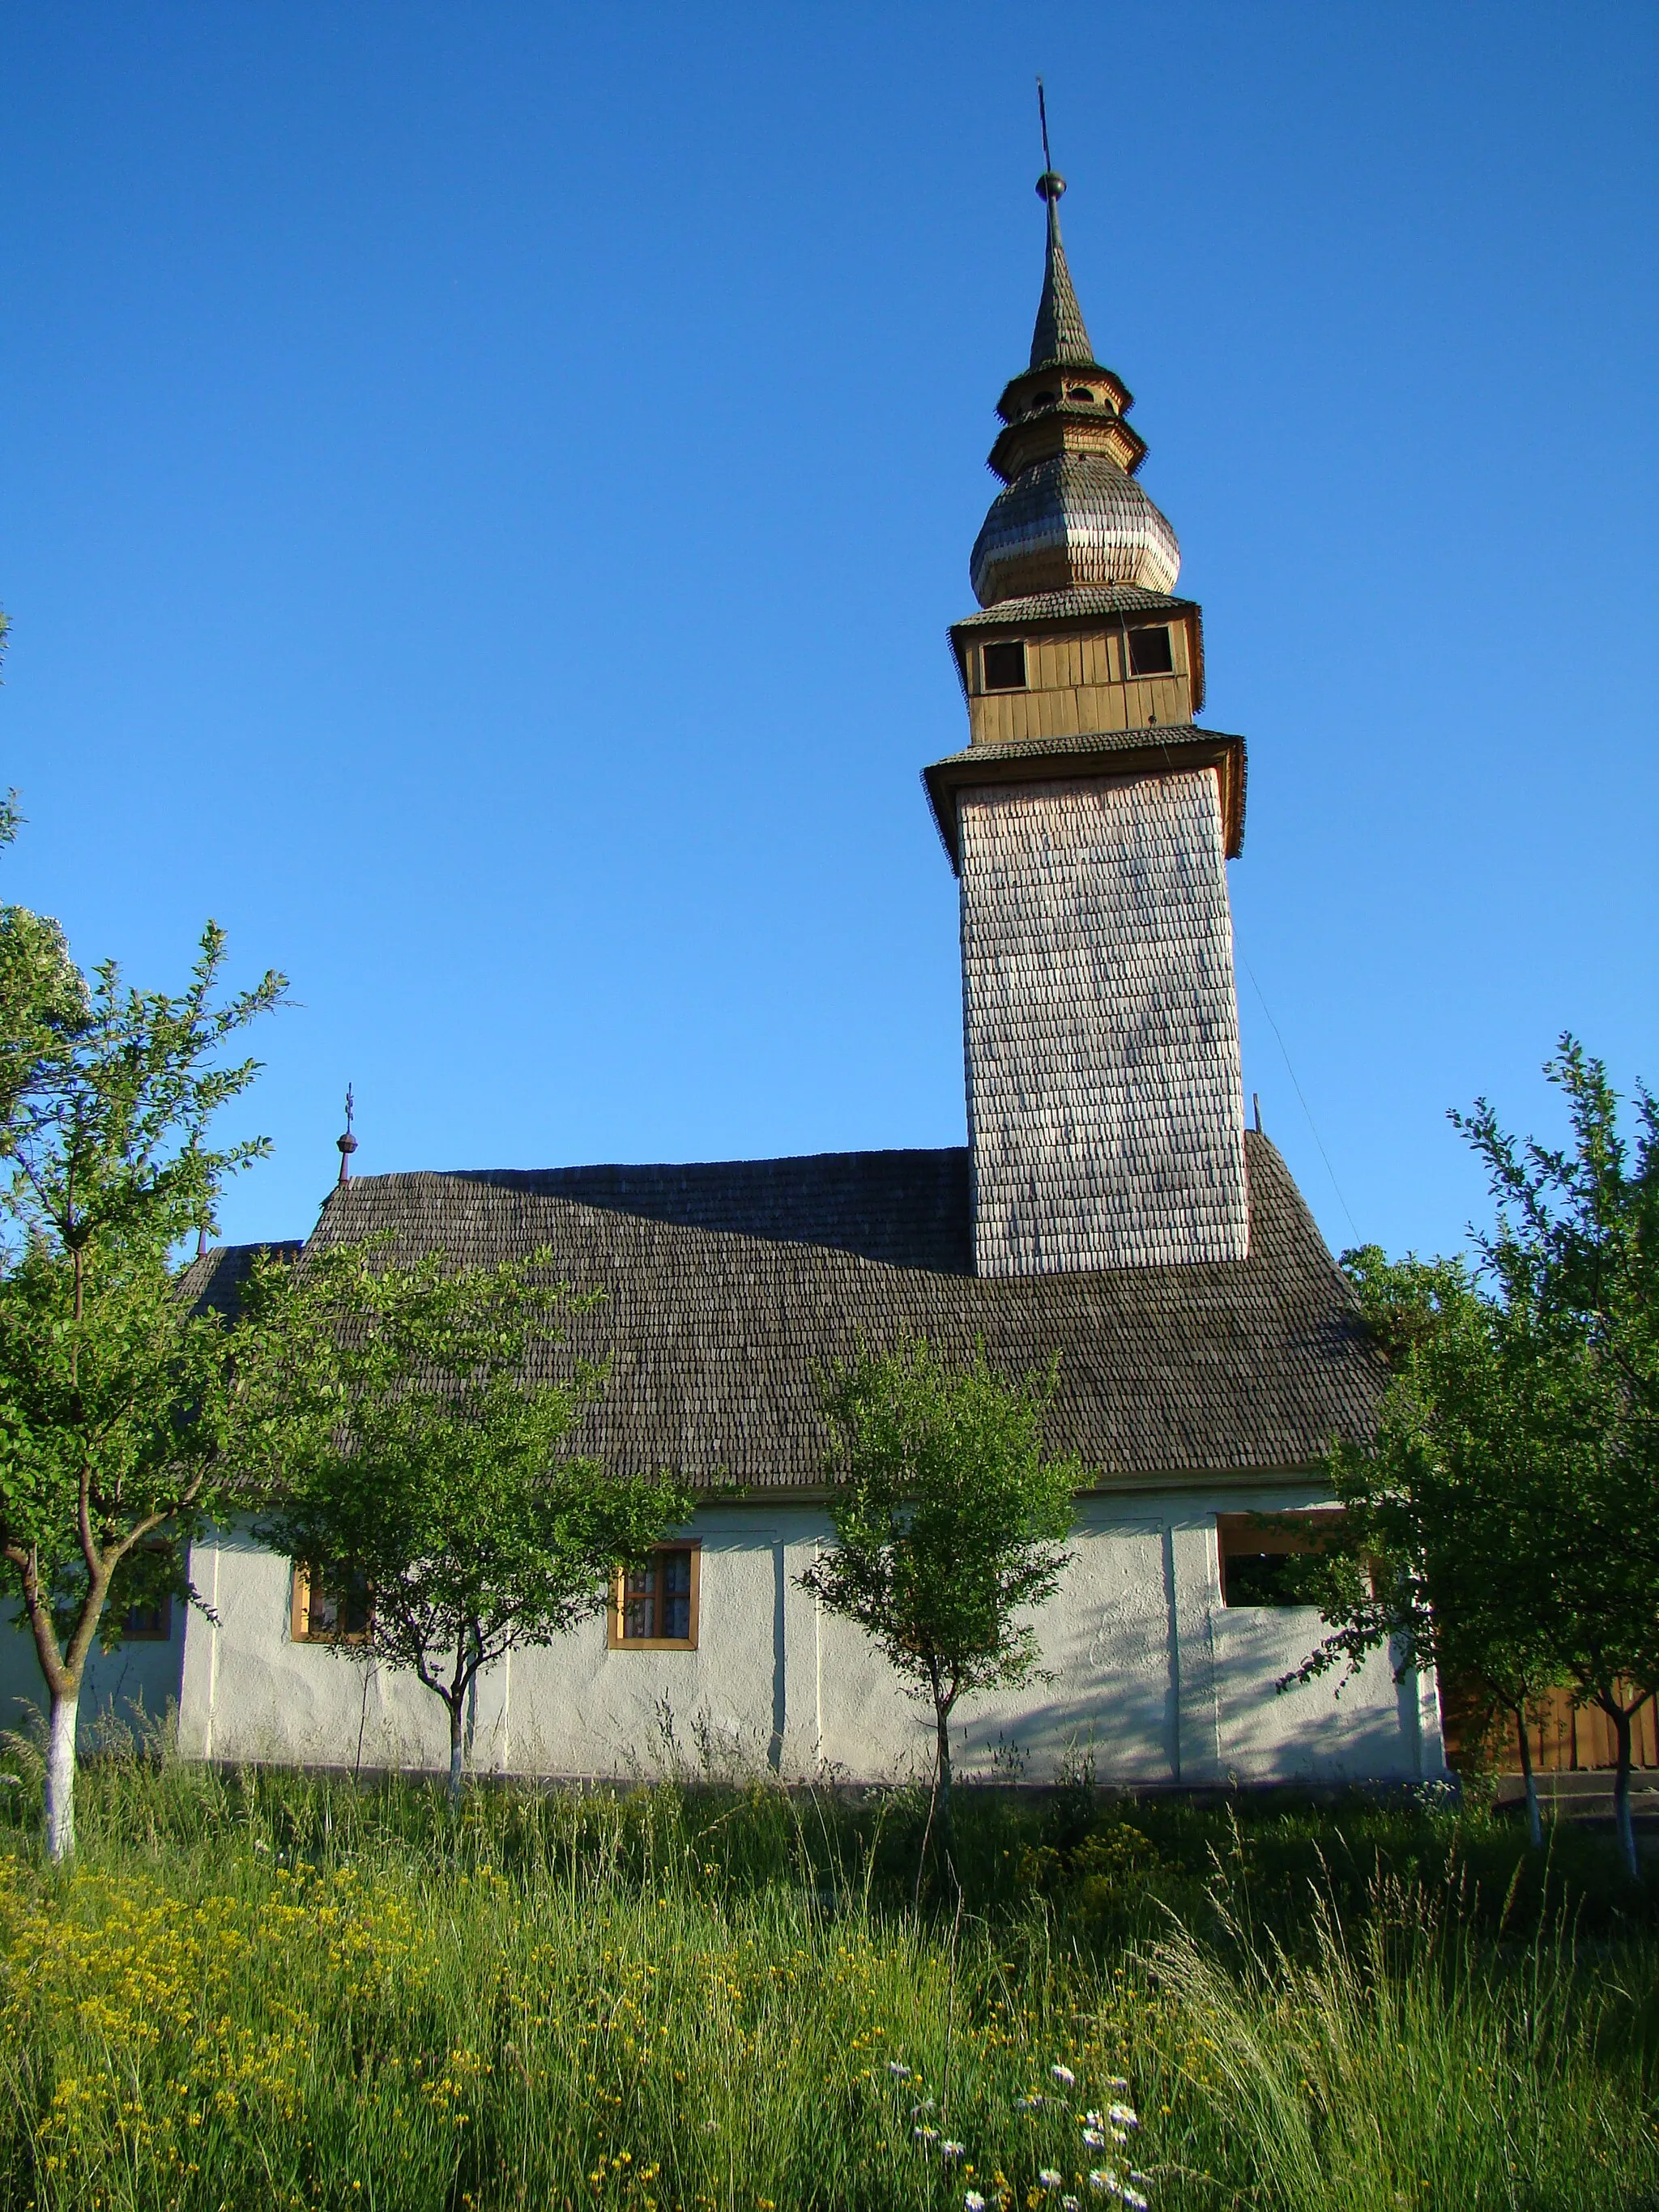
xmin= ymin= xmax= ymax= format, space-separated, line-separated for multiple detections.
xmin=2 ymin=3 xmax=1654 ymax=1260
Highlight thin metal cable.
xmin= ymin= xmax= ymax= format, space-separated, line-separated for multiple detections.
xmin=1240 ymin=953 xmax=1360 ymax=1242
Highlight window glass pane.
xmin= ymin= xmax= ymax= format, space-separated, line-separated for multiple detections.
xmin=1224 ymin=1553 xmax=1303 ymax=1607
xmin=623 ymin=1562 xmax=657 ymax=1640
xmin=309 ymin=1566 xmax=370 ymax=1637
xmin=342 ymin=1573 xmax=371 ymax=1635
xmin=662 ymin=1549 xmax=692 ymax=1639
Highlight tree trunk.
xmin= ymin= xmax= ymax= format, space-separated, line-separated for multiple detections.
xmin=1610 ymin=1703 xmax=1638 ymax=1882
xmin=1514 ymin=1703 xmax=1542 ymax=1852
xmin=932 ymin=1697 xmax=957 ymax=1884
xmin=45 ymin=1685 xmax=79 ymax=1864
xmin=448 ymin=1698 xmax=465 ymax=1807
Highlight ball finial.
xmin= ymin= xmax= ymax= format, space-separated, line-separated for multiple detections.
xmin=1037 ymin=170 xmax=1066 ymax=202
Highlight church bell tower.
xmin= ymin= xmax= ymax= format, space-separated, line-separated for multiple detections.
xmin=925 ymin=160 xmax=1250 ymax=1277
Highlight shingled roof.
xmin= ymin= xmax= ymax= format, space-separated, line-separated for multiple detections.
xmin=177 ymin=1238 xmax=302 ymax=1320
xmin=192 ymin=1135 xmax=1380 ymax=1492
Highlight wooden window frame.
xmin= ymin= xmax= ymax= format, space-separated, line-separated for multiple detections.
xmin=122 ymin=1594 xmax=173 ymax=1643
xmin=120 ymin=1541 xmax=174 ymax=1641
xmin=1126 ymin=624 xmax=1175 ymax=677
xmin=979 ymin=639 xmax=1028 ymax=693
xmin=608 ymin=1541 xmax=701 ymax=1652
xmin=290 ymin=1561 xmax=373 ymax=1646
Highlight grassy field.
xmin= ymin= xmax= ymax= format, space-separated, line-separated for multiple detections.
xmin=0 ymin=1743 xmax=1656 ymax=2211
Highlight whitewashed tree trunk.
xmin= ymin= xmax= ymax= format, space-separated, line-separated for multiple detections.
xmin=1515 ymin=1707 xmax=1542 ymax=1852
xmin=1612 ymin=1707 xmax=1639 ymax=1882
xmin=448 ymin=1706 xmax=465 ymax=1806
xmin=45 ymin=1687 xmax=79 ymax=1864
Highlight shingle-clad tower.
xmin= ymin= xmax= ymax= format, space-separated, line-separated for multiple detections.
xmin=924 ymin=166 xmax=1250 ymax=1277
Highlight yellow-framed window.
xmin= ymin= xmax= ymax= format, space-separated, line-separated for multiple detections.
xmin=608 ymin=1542 xmax=699 ymax=1651
xmin=291 ymin=1561 xmax=373 ymax=1644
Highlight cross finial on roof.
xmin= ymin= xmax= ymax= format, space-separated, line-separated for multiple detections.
xmin=1029 ymin=78 xmax=1094 ymax=372
xmin=336 ymin=1084 xmax=358 ymax=1186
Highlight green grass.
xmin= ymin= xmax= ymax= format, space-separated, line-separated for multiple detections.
xmin=0 ymin=1742 xmax=1656 ymax=2211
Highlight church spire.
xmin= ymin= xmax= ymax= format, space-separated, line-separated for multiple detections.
xmin=966 ymin=116 xmax=1177 ymax=610
xmin=1029 ymin=172 xmax=1094 ymax=371
xmin=1029 ymin=83 xmax=1094 ymax=371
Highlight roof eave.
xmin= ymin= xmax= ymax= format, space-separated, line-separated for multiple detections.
xmin=923 ymin=727 xmax=1247 ymax=872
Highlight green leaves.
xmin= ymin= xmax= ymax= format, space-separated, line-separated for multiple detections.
xmin=800 ymin=1340 xmax=1078 ymax=1715
xmin=1291 ymin=1041 xmax=1659 ymax=1865
xmin=0 ymin=817 xmax=285 ymax=1852
xmin=0 ymin=1236 xmax=233 ymax=1584
xmin=245 ymin=1242 xmax=693 ymax=1747
xmin=0 ymin=921 xmax=287 ymax=1259
xmin=0 ymin=883 xmax=284 ymax=1667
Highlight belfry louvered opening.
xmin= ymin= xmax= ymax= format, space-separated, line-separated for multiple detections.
xmin=1127 ymin=625 xmax=1175 ymax=676
xmin=981 ymin=640 xmax=1028 ymax=692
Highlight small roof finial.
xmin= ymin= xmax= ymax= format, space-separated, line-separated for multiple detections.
xmin=336 ymin=1084 xmax=358 ymax=1186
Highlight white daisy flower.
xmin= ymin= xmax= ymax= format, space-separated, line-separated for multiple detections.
xmin=1081 ymin=2127 xmax=1107 ymax=2148
xmin=1108 ymin=2103 xmax=1139 ymax=2129
xmin=965 ymin=2195 xmax=987 ymax=2211
xmin=1038 ymin=2170 xmax=1063 ymax=2188
xmin=1104 ymin=2076 xmax=1129 ymax=2091
xmin=1088 ymin=2173 xmax=1115 ymax=2195
xmin=940 ymin=2139 xmax=965 ymax=2159
xmin=1013 ymin=2093 xmax=1043 ymax=2112
xmin=888 ymin=2061 xmax=911 ymax=2077
xmin=914 ymin=2125 xmax=940 ymax=2143
xmin=1062 ymin=2199 xmax=1081 ymax=2211
xmin=1051 ymin=2064 xmax=1077 ymax=2087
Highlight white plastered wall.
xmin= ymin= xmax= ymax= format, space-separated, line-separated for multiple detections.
xmin=0 ymin=1599 xmax=186 ymax=1746
xmin=109 ymin=1489 xmax=1445 ymax=1788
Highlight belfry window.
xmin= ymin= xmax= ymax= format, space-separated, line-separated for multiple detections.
xmin=1127 ymin=626 xmax=1175 ymax=676
xmin=981 ymin=641 xmax=1027 ymax=692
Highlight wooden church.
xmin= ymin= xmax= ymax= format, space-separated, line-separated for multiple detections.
xmin=4 ymin=162 xmax=1445 ymax=1792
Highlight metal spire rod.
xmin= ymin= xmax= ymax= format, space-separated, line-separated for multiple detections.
xmin=1037 ymin=75 xmax=1053 ymax=174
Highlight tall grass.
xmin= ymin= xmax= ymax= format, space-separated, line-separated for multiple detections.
xmin=0 ymin=1744 xmax=1654 ymax=2210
